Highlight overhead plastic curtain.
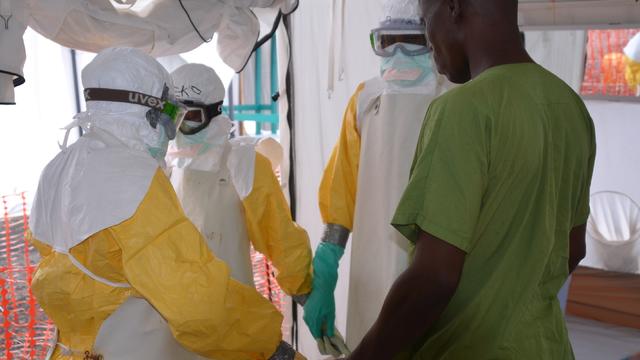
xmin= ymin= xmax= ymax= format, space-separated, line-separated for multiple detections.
xmin=0 ymin=0 xmax=298 ymax=105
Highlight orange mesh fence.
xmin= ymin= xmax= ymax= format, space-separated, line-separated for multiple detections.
xmin=1 ymin=193 xmax=55 ymax=359
xmin=1 ymin=177 xmax=289 ymax=355
xmin=250 ymin=165 xmax=289 ymax=338
xmin=581 ymin=29 xmax=640 ymax=97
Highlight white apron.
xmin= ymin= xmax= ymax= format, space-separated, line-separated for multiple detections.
xmin=345 ymin=79 xmax=441 ymax=348
xmin=32 ymin=129 xmax=205 ymax=360
xmin=170 ymin=143 xmax=254 ymax=286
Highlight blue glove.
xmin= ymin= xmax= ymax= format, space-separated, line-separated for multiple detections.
xmin=303 ymin=242 xmax=344 ymax=339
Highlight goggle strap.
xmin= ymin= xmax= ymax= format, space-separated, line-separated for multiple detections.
xmin=205 ymin=101 xmax=224 ymax=119
xmin=84 ymin=88 xmax=164 ymax=110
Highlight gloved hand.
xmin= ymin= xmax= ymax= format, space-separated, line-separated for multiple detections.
xmin=303 ymin=242 xmax=345 ymax=339
xmin=269 ymin=341 xmax=307 ymax=360
xmin=316 ymin=327 xmax=351 ymax=357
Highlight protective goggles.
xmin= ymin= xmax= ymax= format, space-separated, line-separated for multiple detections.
xmin=178 ymin=100 xmax=224 ymax=135
xmin=370 ymin=23 xmax=430 ymax=57
xmin=84 ymin=85 xmax=186 ymax=140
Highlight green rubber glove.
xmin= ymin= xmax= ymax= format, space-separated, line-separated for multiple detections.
xmin=303 ymin=242 xmax=344 ymax=339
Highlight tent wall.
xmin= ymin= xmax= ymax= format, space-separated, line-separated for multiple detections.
xmin=586 ymin=100 xmax=640 ymax=204
xmin=289 ymin=0 xmax=384 ymax=356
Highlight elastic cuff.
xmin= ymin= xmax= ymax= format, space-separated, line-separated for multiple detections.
xmin=321 ymin=223 xmax=350 ymax=248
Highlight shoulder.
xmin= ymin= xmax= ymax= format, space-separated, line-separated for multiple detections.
xmin=228 ymin=138 xmax=258 ymax=199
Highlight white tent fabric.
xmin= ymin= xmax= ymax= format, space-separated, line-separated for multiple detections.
xmin=525 ymin=30 xmax=586 ymax=90
xmin=0 ymin=0 xmax=298 ymax=105
xmin=289 ymin=0 xmax=384 ymax=356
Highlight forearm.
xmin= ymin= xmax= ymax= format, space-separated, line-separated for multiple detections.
xmin=349 ymin=266 xmax=457 ymax=359
xmin=568 ymin=224 xmax=587 ymax=274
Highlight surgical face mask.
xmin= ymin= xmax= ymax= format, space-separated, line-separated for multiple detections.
xmin=147 ymin=126 xmax=170 ymax=162
xmin=380 ymin=44 xmax=434 ymax=87
xmin=175 ymin=117 xmax=232 ymax=156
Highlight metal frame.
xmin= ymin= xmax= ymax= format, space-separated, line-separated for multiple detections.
xmin=224 ymin=35 xmax=280 ymax=135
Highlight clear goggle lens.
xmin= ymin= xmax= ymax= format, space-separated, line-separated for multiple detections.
xmin=370 ymin=28 xmax=430 ymax=57
xmin=178 ymin=100 xmax=224 ymax=135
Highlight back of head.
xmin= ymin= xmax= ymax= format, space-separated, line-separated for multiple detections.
xmin=421 ymin=0 xmax=524 ymax=84
xmin=82 ymin=47 xmax=172 ymax=114
xmin=80 ymin=48 xmax=173 ymax=155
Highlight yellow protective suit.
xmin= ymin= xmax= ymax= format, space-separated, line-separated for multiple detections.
xmin=31 ymin=169 xmax=283 ymax=360
xmin=318 ymin=83 xmax=365 ymax=231
xmin=241 ymin=151 xmax=313 ymax=295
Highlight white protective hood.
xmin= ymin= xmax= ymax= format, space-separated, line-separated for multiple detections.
xmin=1 ymin=0 xmax=298 ymax=104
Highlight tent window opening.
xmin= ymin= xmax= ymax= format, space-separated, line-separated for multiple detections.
xmin=581 ymin=29 xmax=640 ymax=99
xmin=227 ymin=36 xmax=280 ymax=137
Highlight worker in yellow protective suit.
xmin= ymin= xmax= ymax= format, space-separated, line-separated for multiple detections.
xmin=166 ymin=63 xmax=313 ymax=297
xmin=29 ymin=48 xmax=303 ymax=360
xmin=301 ymin=0 xmax=450 ymax=354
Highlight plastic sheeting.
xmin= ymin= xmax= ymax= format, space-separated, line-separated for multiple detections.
xmin=1 ymin=0 xmax=298 ymax=105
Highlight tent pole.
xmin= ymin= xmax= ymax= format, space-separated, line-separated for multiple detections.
xmin=69 ymin=49 xmax=82 ymax=137
xmin=283 ymin=12 xmax=300 ymax=350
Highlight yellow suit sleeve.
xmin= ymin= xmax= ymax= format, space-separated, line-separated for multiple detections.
xmin=111 ymin=169 xmax=283 ymax=360
xmin=242 ymin=153 xmax=313 ymax=296
xmin=318 ymin=84 xmax=365 ymax=230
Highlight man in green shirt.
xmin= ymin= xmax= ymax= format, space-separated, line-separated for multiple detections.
xmin=347 ymin=0 xmax=596 ymax=359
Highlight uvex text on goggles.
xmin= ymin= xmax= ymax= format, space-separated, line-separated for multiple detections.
xmin=84 ymin=85 xmax=186 ymax=140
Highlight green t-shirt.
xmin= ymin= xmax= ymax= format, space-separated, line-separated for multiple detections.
xmin=392 ymin=63 xmax=596 ymax=359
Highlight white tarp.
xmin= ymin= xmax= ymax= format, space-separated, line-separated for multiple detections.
xmin=289 ymin=0 xmax=385 ymax=356
xmin=0 ymin=0 xmax=297 ymax=104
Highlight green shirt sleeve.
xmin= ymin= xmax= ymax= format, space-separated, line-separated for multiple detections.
xmin=392 ymin=94 xmax=489 ymax=253
xmin=572 ymin=111 xmax=597 ymax=227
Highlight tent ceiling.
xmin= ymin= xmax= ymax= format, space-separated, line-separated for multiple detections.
xmin=519 ymin=0 xmax=640 ymax=29
xmin=20 ymin=0 xmax=298 ymax=72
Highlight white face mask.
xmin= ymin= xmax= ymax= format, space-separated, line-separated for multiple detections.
xmin=147 ymin=126 xmax=170 ymax=164
xmin=174 ymin=117 xmax=232 ymax=155
xmin=380 ymin=44 xmax=435 ymax=87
